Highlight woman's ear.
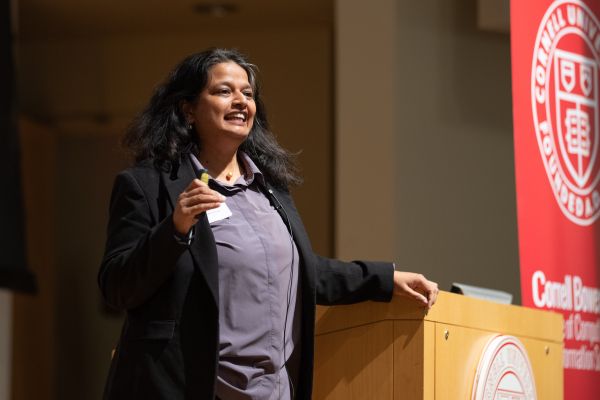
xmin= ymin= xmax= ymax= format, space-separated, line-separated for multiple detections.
xmin=180 ymin=101 xmax=194 ymax=124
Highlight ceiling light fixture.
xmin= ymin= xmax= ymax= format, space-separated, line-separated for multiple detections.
xmin=193 ymin=3 xmax=237 ymax=17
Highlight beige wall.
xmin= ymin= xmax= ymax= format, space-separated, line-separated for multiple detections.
xmin=0 ymin=291 xmax=12 ymax=400
xmin=335 ymin=0 xmax=520 ymax=303
xmin=395 ymin=1 xmax=519 ymax=301
xmin=16 ymin=28 xmax=332 ymax=399
xmin=335 ymin=0 xmax=398 ymax=261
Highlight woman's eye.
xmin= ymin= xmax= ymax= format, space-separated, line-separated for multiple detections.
xmin=244 ymin=91 xmax=254 ymax=98
xmin=217 ymin=88 xmax=230 ymax=95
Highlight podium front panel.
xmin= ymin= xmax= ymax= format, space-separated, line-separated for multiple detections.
xmin=314 ymin=293 xmax=563 ymax=399
xmin=313 ymin=321 xmax=394 ymax=399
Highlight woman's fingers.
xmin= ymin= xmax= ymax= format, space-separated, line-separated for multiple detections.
xmin=173 ymin=179 xmax=225 ymax=235
xmin=181 ymin=180 xmax=224 ymax=201
xmin=188 ymin=201 xmax=223 ymax=214
xmin=178 ymin=180 xmax=224 ymax=207
xmin=184 ymin=178 xmax=205 ymax=191
xmin=181 ymin=192 xmax=225 ymax=208
xmin=425 ymin=283 xmax=439 ymax=308
xmin=393 ymin=271 xmax=439 ymax=310
xmin=402 ymin=284 xmax=429 ymax=305
xmin=177 ymin=194 xmax=225 ymax=219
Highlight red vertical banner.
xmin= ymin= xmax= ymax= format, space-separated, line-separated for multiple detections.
xmin=511 ymin=0 xmax=600 ymax=398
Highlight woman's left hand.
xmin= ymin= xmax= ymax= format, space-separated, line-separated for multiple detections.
xmin=393 ymin=271 xmax=439 ymax=310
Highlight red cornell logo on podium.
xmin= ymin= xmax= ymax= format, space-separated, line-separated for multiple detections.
xmin=532 ymin=0 xmax=600 ymax=226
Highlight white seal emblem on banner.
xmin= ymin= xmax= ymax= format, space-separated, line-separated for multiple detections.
xmin=471 ymin=335 xmax=537 ymax=400
xmin=531 ymin=0 xmax=600 ymax=226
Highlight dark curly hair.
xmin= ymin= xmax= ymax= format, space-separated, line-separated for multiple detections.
xmin=122 ymin=48 xmax=301 ymax=189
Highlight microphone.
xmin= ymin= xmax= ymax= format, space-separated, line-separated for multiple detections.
xmin=265 ymin=188 xmax=292 ymax=235
xmin=267 ymin=189 xmax=283 ymax=211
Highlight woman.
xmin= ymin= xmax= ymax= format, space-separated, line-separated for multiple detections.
xmin=99 ymin=48 xmax=438 ymax=400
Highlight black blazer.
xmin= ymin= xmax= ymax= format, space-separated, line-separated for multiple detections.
xmin=99 ymin=156 xmax=394 ymax=399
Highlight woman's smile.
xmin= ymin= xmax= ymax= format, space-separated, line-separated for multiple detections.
xmin=187 ymin=61 xmax=256 ymax=145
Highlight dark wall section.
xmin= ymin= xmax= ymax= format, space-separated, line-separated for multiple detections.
xmin=0 ymin=0 xmax=36 ymax=292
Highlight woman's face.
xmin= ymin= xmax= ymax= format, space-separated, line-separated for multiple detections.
xmin=186 ymin=62 xmax=256 ymax=149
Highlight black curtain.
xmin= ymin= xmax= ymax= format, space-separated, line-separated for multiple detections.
xmin=0 ymin=0 xmax=36 ymax=293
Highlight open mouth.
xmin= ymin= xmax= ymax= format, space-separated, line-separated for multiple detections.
xmin=224 ymin=112 xmax=247 ymax=123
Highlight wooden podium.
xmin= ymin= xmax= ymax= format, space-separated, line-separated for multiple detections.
xmin=313 ymin=291 xmax=563 ymax=399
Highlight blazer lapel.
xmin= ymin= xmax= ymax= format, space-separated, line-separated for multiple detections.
xmin=160 ymin=157 xmax=219 ymax=305
xmin=268 ymin=186 xmax=316 ymax=296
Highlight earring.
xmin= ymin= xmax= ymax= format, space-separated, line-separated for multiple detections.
xmin=187 ymin=123 xmax=193 ymax=130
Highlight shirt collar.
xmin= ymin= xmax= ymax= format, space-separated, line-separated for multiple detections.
xmin=188 ymin=151 xmax=264 ymax=190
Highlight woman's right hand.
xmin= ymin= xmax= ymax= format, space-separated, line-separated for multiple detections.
xmin=172 ymin=179 xmax=225 ymax=235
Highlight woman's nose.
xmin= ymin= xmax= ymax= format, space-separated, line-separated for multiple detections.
xmin=232 ymin=91 xmax=247 ymax=106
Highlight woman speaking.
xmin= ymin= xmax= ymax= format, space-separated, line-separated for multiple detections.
xmin=98 ymin=48 xmax=438 ymax=400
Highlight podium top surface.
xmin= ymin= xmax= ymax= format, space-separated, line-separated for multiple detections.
xmin=316 ymin=291 xmax=563 ymax=343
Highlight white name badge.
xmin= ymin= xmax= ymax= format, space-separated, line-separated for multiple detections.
xmin=206 ymin=202 xmax=232 ymax=224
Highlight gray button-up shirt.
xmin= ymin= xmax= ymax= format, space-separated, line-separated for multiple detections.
xmin=190 ymin=153 xmax=301 ymax=400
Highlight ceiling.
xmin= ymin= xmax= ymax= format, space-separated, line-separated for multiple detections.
xmin=16 ymin=0 xmax=333 ymax=39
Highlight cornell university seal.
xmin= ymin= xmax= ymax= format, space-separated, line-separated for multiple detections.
xmin=531 ymin=0 xmax=600 ymax=226
xmin=471 ymin=335 xmax=537 ymax=400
